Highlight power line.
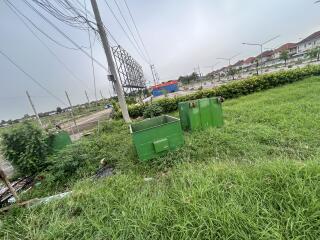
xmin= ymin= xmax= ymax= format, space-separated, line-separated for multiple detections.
xmin=6 ymin=2 xmax=80 ymax=51
xmin=21 ymin=0 xmax=109 ymax=72
xmin=83 ymin=0 xmax=98 ymax=103
xmin=103 ymin=0 xmax=149 ymax=63
xmin=71 ymin=0 xmax=120 ymax=45
xmin=0 ymin=49 xmax=67 ymax=106
xmin=123 ymin=0 xmax=152 ymax=62
xmin=5 ymin=0 xmax=90 ymax=89
xmin=112 ymin=0 xmax=149 ymax=63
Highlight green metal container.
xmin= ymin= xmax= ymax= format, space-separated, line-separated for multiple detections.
xmin=51 ymin=131 xmax=72 ymax=151
xmin=178 ymin=97 xmax=224 ymax=131
xmin=130 ymin=115 xmax=184 ymax=161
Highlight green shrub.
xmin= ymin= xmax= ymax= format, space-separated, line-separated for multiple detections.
xmin=46 ymin=140 xmax=98 ymax=185
xmin=143 ymin=103 xmax=163 ymax=118
xmin=1 ymin=122 xmax=50 ymax=176
xmin=129 ymin=65 xmax=320 ymax=118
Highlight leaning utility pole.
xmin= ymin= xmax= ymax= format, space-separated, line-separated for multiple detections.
xmin=85 ymin=90 xmax=91 ymax=107
xmin=90 ymin=0 xmax=131 ymax=122
xmin=65 ymin=91 xmax=80 ymax=134
xmin=26 ymin=91 xmax=43 ymax=128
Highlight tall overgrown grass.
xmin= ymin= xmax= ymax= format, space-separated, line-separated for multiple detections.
xmin=1 ymin=76 xmax=320 ymax=239
xmin=1 ymin=160 xmax=320 ymax=239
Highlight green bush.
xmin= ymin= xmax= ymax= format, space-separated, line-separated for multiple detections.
xmin=1 ymin=122 xmax=50 ymax=176
xmin=143 ymin=103 xmax=163 ymax=118
xmin=46 ymin=140 xmax=98 ymax=185
xmin=129 ymin=65 xmax=320 ymax=118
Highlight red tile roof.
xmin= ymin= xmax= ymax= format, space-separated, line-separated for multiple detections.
xmin=233 ymin=60 xmax=244 ymax=66
xmin=243 ymin=57 xmax=256 ymax=64
xmin=298 ymin=31 xmax=320 ymax=44
xmin=257 ymin=50 xmax=274 ymax=58
xmin=275 ymin=43 xmax=297 ymax=53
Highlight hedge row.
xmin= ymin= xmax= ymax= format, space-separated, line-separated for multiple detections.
xmin=128 ymin=65 xmax=320 ymax=118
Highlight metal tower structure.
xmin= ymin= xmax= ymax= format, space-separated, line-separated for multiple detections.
xmin=112 ymin=45 xmax=146 ymax=93
xmin=150 ymin=64 xmax=160 ymax=86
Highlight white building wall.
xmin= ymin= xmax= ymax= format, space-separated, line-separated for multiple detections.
xmin=297 ymin=37 xmax=320 ymax=53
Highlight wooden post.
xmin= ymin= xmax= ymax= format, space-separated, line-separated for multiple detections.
xmin=85 ymin=90 xmax=91 ymax=107
xmin=65 ymin=91 xmax=80 ymax=134
xmin=26 ymin=91 xmax=43 ymax=128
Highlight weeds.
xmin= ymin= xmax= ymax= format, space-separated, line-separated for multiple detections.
xmin=1 ymin=76 xmax=320 ymax=239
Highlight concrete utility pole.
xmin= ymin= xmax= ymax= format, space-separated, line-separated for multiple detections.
xmin=65 ymin=91 xmax=80 ymax=134
xmin=90 ymin=0 xmax=131 ymax=123
xmin=85 ymin=90 xmax=91 ymax=107
xmin=26 ymin=91 xmax=43 ymax=128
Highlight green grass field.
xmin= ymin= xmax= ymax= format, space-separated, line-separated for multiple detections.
xmin=1 ymin=76 xmax=320 ymax=239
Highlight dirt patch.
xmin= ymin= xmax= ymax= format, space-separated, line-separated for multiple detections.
xmin=60 ymin=109 xmax=112 ymax=134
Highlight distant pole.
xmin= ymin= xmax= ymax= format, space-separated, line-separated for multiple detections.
xmin=100 ymin=90 xmax=105 ymax=100
xmin=26 ymin=91 xmax=43 ymax=128
xmin=242 ymin=35 xmax=279 ymax=75
xmin=0 ymin=168 xmax=19 ymax=202
xmin=90 ymin=0 xmax=131 ymax=123
xmin=85 ymin=90 xmax=91 ymax=107
xmin=198 ymin=64 xmax=202 ymax=77
xmin=150 ymin=64 xmax=159 ymax=86
xmin=65 ymin=91 xmax=80 ymax=134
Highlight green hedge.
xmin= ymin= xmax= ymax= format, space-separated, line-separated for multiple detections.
xmin=128 ymin=65 xmax=320 ymax=118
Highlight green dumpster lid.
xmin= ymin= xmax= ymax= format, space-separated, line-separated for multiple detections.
xmin=130 ymin=115 xmax=180 ymax=134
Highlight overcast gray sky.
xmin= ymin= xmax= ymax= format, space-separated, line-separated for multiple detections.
xmin=0 ymin=0 xmax=319 ymax=121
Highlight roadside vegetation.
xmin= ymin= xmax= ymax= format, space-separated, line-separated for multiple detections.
xmin=1 ymin=74 xmax=320 ymax=239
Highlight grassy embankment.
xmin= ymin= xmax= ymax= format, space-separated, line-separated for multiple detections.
xmin=1 ymin=76 xmax=320 ymax=239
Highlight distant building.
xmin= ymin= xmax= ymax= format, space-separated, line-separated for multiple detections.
xmin=273 ymin=43 xmax=297 ymax=59
xmin=242 ymin=57 xmax=256 ymax=71
xmin=232 ymin=60 xmax=244 ymax=70
xmin=296 ymin=31 xmax=320 ymax=57
xmin=151 ymin=80 xmax=179 ymax=97
xmin=257 ymin=50 xmax=274 ymax=63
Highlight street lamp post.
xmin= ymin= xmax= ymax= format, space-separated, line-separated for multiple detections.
xmin=217 ymin=54 xmax=240 ymax=80
xmin=242 ymin=35 xmax=280 ymax=75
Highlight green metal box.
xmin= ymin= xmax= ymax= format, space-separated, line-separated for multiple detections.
xmin=178 ymin=97 xmax=224 ymax=131
xmin=51 ymin=131 xmax=72 ymax=151
xmin=130 ymin=115 xmax=184 ymax=161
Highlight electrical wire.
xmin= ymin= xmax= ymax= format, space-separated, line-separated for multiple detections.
xmin=21 ymin=0 xmax=109 ymax=72
xmin=71 ymin=0 xmax=120 ymax=46
xmin=112 ymin=0 xmax=150 ymax=64
xmin=5 ymin=3 xmax=80 ymax=50
xmin=5 ymin=0 xmax=90 ymax=89
xmin=103 ymin=0 xmax=149 ymax=63
xmin=123 ymin=0 xmax=152 ymax=63
xmin=83 ymin=0 xmax=98 ymax=102
xmin=30 ymin=0 xmax=95 ymax=31
xmin=0 ymin=49 xmax=67 ymax=106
